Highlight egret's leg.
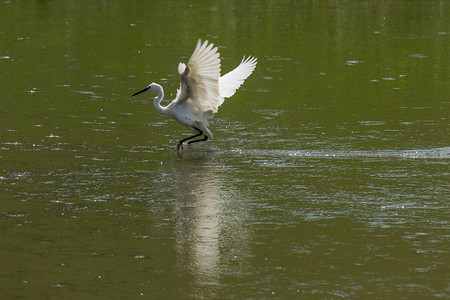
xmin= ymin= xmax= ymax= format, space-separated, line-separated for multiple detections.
xmin=177 ymin=127 xmax=204 ymax=151
xmin=187 ymin=135 xmax=208 ymax=145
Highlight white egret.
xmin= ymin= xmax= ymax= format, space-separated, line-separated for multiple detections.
xmin=132 ymin=39 xmax=257 ymax=151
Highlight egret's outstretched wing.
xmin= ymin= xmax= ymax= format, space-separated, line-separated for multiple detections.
xmin=175 ymin=40 xmax=221 ymax=117
xmin=219 ymin=56 xmax=257 ymax=101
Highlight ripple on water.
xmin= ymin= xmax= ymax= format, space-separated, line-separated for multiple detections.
xmin=236 ymin=147 xmax=450 ymax=160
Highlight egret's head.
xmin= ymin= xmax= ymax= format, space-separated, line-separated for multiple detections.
xmin=132 ymin=82 xmax=160 ymax=96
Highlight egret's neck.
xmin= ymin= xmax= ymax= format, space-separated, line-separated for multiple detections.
xmin=152 ymin=84 xmax=169 ymax=115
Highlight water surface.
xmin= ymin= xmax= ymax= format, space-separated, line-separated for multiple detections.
xmin=1 ymin=0 xmax=449 ymax=299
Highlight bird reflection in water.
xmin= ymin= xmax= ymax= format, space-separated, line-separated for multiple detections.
xmin=170 ymin=155 xmax=251 ymax=293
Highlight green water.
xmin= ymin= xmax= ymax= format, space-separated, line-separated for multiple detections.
xmin=1 ymin=1 xmax=449 ymax=299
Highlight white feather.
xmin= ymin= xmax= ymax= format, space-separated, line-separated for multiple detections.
xmin=175 ymin=39 xmax=221 ymax=118
xmin=219 ymin=56 xmax=257 ymax=101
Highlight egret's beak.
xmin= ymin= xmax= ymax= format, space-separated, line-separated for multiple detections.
xmin=132 ymin=87 xmax=150 ymax=97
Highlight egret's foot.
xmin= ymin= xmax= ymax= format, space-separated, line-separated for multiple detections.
xmin=176 ymin=141 xmax=184 ymax=152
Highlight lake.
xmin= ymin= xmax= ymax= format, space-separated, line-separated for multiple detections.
xmin=1 ymin=0 xmax=449 ymax=298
